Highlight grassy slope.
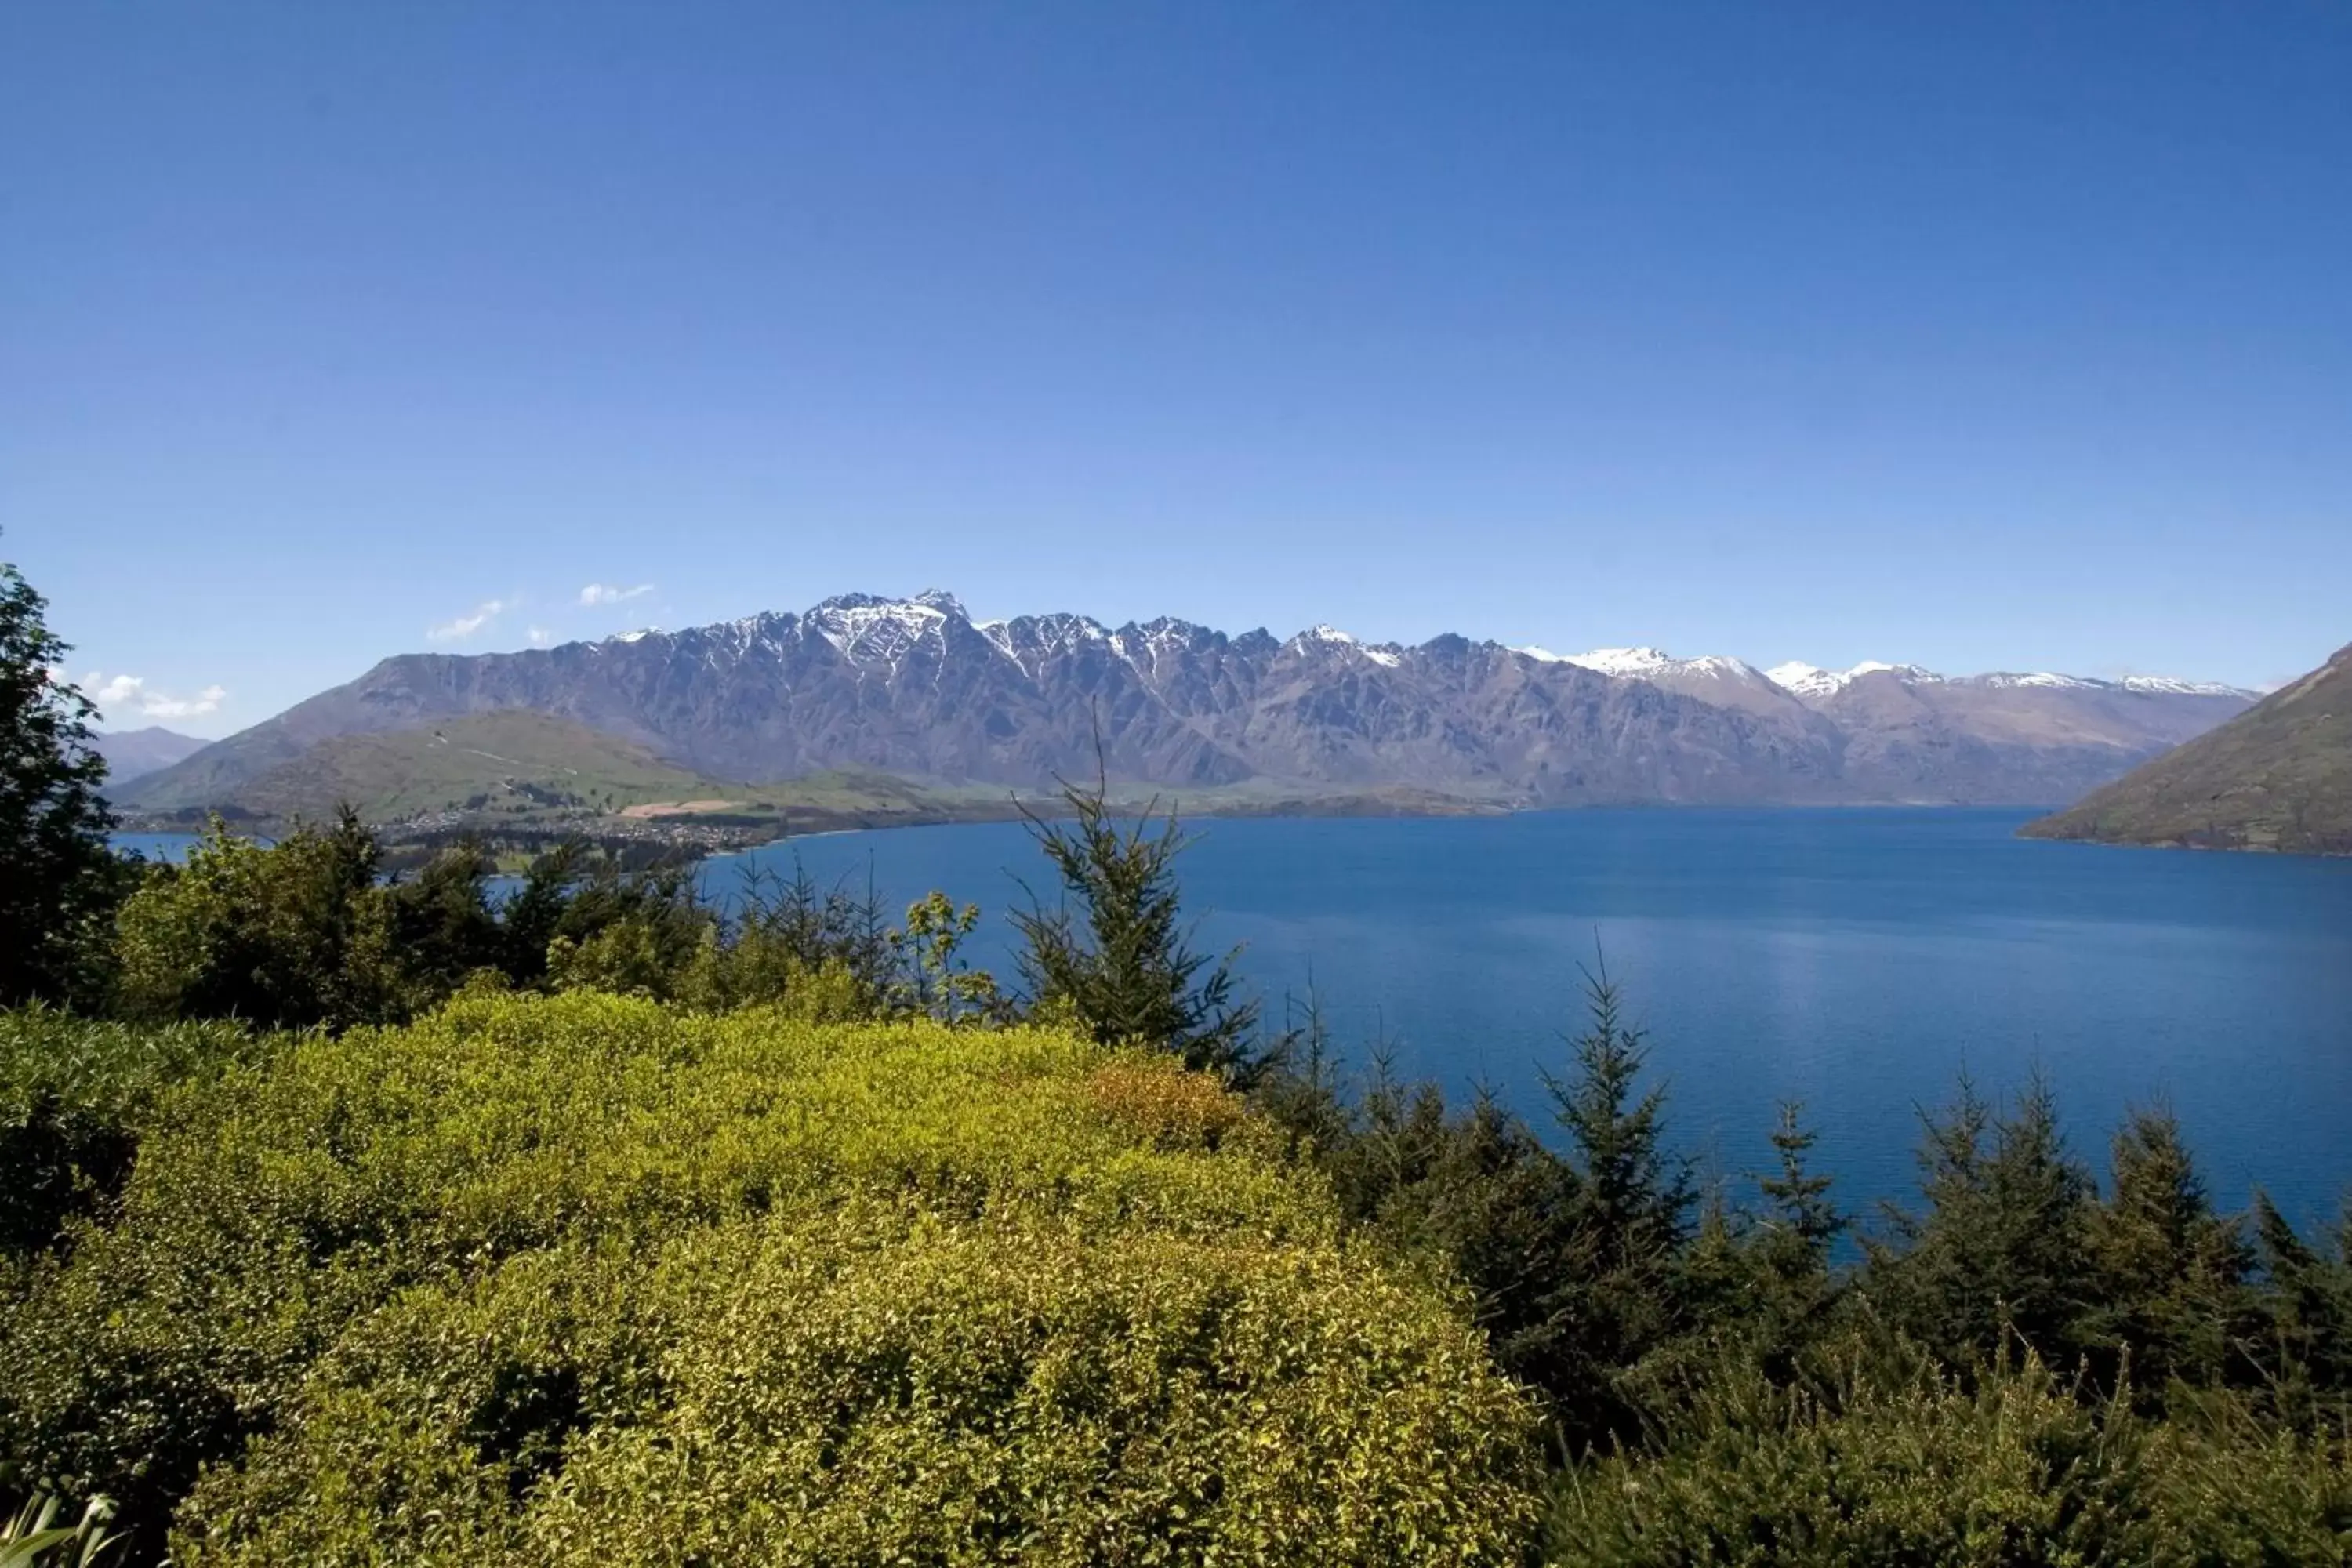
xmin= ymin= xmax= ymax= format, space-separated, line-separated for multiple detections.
xmin=221 ymin=710 xmax=728 ymax=820
xmin=121 ymin=710 xmax=1010 ymax=833
xmin=2021 ymin=641 xmax=2352 ymax=855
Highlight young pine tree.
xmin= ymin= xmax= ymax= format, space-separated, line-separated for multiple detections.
xmin=1544 ymin=964 xmax=1695 ymax=1279
xmin=1871 ymin=1069 xmax=2097 ymax=1369
xmin=1534 ymin=963 xmax=1697 ymax=1448
xmin=1755 ymin=1099 xmax=1846 ymax=1298
xmin=2083 ymin=1105 xmax=2253 ymax=1399
xmin=2252 ymin=1192 xmax=2352 ymax=1411
xmin=1011 ymin=768 xmax=1258 ymax=1077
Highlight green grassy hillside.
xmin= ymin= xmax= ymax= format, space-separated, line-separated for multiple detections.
xmin=119 ymin=710 xmax=1011 ymax=837
xmin=210 ymin=710 xmax=731 ymax=820
xmin=0 ymin=994 xmax=1539 ymax=1563
xmin=2022 ymin=641 xmax=2351 ymax=855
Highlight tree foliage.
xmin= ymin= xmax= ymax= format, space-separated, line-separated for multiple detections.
xmin=114 ymin=809 xmax=401 ymax=1029
xmin=107 ymin=822 xmax=1000 ymax=1033
xmin=0 ymin=554 xmax=127 ymax=1008
xmin=1012 ymin=769 xmax=1259 ymax=1077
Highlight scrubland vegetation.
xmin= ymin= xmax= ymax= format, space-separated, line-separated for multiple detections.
xmin=5 ymin=554 xmax=2350 ymax=1563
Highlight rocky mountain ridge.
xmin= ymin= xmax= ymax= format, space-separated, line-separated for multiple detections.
xmin=124 ymin=591 xmax=2256 ymax=813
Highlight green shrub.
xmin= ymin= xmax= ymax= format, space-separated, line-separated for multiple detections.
xmin=0 ymin=1007 xmax=252 ymax=1260
xmin=1548 ymin=1344 xmax=2156 ymax=1566
xmin=2142 ymin=1400 xmax=2352 ymax=1565
xmin=1544 ymin=1341 xmax=2352 ymax=1566
xmin=111 ymin=813 xmax=403 ymax=1030
xmin=2 ymin=992 xmax=1540 ymax=1563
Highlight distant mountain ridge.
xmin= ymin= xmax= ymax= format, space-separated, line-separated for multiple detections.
xmin=2023 ymin=640 xmax=2352 ymax=855
xmin=93 ymin=727 xmax=209 ymax=785
xmin=123 ymin=591 xmax=2256 ymax=814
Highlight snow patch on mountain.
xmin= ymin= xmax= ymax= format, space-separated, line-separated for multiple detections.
xmin=1766 ymin=660 xmax=1945 ymax=698
xmin=807 ymin=593 xmax=952 ymax=670
xmin=1521 ymin=646 xmax=1771 ymax=685
xmin=1290 ymin=625 xmax=1405 ymax=667
xmin=2118 ymin=675 xmax=2253 ymax=698
xmin=1971 ymin=671 xmax=2103 ymax=691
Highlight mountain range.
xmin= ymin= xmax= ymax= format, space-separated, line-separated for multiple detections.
xmin=2023 ymin=640 xmax=2350 ymax=855
xmin=121 ymin=591 xmax=2256 ymax=817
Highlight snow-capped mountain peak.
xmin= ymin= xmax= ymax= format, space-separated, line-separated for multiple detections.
xmin=806 ymin=593 xmax=953 ymax=669
xmin=1522 ymin=645 xmax=1769 ymax=683
xmin=1763 ymin=659 xmax=2251 ymax=702
xmin=1762 ymin=661 xmax=1831 ymax=693
xmin=1523 ymin=644 xmax=1672 ymax=676
xmin=1289 ymin=625 xmax=1404 ymax=666
xmin=2118 ymin=674 xmax=2253 ymax=698
xmin=910 ymin=587 xmax=967 ymax=618
xmin=1765 ymin=660 xmax=1944 ymax=699
xmin=1971 ymin=671 xmax=2103 ymax=691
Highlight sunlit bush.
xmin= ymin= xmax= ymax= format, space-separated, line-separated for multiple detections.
xmin=1 ymin=991 xmax=1539 ymax=1563
xmin=0 ymin=1007 xmax=253 ymax=1261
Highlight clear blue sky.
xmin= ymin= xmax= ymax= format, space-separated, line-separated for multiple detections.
xmin=5 ymin=2 xmax=2347 ymax=735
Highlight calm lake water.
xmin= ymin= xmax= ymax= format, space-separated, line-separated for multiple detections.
xmin=111 ymin=831 xmax=215 ymax=862
xmin=710 ymin=809 xmax=2352 ymax=1227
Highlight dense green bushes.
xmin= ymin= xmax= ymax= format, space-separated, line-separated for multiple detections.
xmin=0 ymin=1007 xmax=252 ymax=1261
xmin=103 ymin=815 xmax=1013 ymax=1034
xmin=1546 ymin=1341 xmax=2352 ymax=1566
xmin=1252 ymin=981 xmax=2352 ymax=1563
xmin=1 ymin=993 xmax=1541 ymax=1563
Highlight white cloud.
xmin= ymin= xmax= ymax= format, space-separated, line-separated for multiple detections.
xmin=428 ymin=599 xmax=506 ymax=642
xmin=579 ymin=582 xmax=653 ymax=607
xmin=79 ymin=672 xmax=227 ymax=722
xmin=146 ymin=685 xmax=229 ymax=720
xmin=527 ymin=625 xmax=553 ymax=647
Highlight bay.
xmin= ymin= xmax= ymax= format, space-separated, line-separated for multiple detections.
xmin=708 ymin=808 xmax=2352 ymax=1226
xmin=108 ymin=831 xmax=211 ymax=862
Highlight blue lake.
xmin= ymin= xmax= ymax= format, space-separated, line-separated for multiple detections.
xmin=110 ymin=832 xmax=217 ymax=862
xmin=707 ymin=809 xmax=2352 ymax=1228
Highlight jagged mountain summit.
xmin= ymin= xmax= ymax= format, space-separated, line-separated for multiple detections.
xmin=125 ymin=592 xmax=2256 ymax=814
